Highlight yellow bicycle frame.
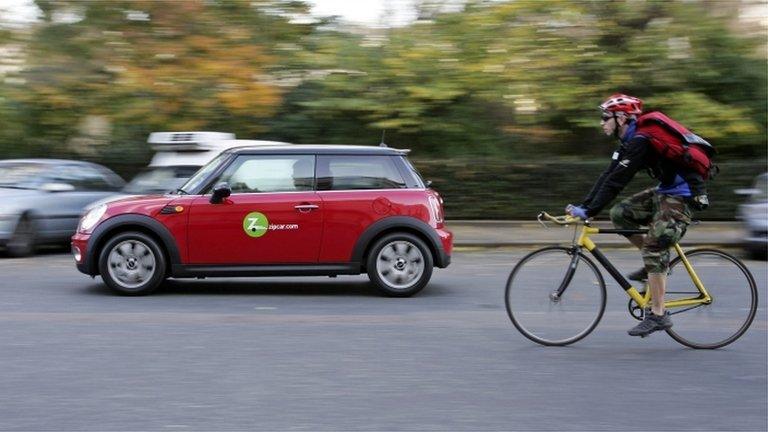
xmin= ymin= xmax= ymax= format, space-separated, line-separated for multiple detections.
xmin=543 ymin=213 xmax=713 ymax=310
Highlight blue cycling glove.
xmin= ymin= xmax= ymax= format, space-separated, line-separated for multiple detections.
xmin=565 ymin=204 xmax=588 ymax=220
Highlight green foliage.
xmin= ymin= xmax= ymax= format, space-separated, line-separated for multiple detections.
xmin=414 ymin=158 xmax=767 ymax=220
xmin=269 ymin=0 xmax=766 ymax=159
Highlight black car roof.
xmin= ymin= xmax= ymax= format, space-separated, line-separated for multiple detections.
xmin=226 ymin=145 xmax=408 ymax=156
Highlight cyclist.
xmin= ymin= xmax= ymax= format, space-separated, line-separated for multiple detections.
xmin=566 ymin=94 xmax=706 ymax=337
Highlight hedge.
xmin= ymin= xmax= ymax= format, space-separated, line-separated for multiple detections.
xmin=412 ymin=159 xmax=766 ymax=220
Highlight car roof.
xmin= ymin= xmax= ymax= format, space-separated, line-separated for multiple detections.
xmin=0 ymin=158 xmax=102 ymax=166
xmin=226 ymin=145 xmax=408 ymax=156
xmin=216 ymin=139 xmax=291 ymax=147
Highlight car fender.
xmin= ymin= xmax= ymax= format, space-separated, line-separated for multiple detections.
xmin=351 ymin=216 xmax=448 ymax=268
xmin=83 ymin=214 xmax=181 ymax=275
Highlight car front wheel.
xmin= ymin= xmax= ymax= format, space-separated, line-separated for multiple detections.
xmin=7 ymin=215 xmax=36 ymax=257
xmin=366 ymin=232 xmax=433 ymax=297
xmin=98 ymin=232 xmax=166 ymax=295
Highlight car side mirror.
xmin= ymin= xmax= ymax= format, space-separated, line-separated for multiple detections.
xmin=425 ymin=180 xmax=433 ymax=188
xmin=210 ymin=182 xmax=231 ymax=204
xmin=41 ymin=182 xmax=76 ymax=192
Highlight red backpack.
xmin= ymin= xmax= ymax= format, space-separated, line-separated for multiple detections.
xmin=635 ymin=112 xmax=717 ymax=179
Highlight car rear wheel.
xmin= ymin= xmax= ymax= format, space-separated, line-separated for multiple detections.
xmin=98 ymin=232 xmax=166 ymax=295
xmin=366 ymin=232 xmax=433 ymax=297
xmin=7 ymin=215 xmax=36 ymax=257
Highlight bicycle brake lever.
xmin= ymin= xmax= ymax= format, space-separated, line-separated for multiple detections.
xmin=537 ymin=212 xmax=548 ymax=228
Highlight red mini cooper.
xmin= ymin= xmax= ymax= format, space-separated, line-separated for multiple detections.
xmin=72 ymin=145 xmax=452 ymax=297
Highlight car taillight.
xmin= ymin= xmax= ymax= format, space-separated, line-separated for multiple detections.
xmin=428 ymin=195 xmax=443 ymax=224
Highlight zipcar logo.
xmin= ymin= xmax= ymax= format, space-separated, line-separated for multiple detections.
xmin=243 ymin=212 xmax=269 ymax=237
xmin=243 ymin=212 xmax=300 ymax=237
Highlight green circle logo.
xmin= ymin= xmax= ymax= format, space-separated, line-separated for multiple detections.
xmin=243 ymin=212 xmax=269 ymax=237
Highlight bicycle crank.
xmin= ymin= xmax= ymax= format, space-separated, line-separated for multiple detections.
xmin=628 ymin=293 xmax=646 ymax=321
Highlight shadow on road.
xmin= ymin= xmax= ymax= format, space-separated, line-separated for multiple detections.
xmin=82 ymin=278 xmax=406 ymax=297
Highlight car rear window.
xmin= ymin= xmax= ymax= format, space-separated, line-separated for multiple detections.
xmin=317 ymin=155 xmax=406 ymax=191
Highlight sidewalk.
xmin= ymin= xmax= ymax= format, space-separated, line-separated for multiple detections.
xmin=446 ymin=220 xmax=746 ymax=248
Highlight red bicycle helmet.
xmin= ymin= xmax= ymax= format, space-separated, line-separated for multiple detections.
xmin=599 ymin=93 xmax=643 ymax=115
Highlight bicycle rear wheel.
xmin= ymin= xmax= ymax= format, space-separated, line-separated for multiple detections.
xmin=665 ymin=248 xmax=758 ymax=349
xmin=505 ymin=246 xmax=606 ymax=346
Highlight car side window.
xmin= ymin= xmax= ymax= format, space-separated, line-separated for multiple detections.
xmin=50 ymin=165 xmax=115 ymax=191
xmin=218 ymin=155 xmax=315 ymax=193
xmin=41 ymin=165 xmax=82 ymax=190
xmin=316 ymin=155 xmax=406 ymax=191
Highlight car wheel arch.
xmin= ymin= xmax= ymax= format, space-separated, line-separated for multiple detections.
xmin=7 ymin=210 xmax=38 ymax=257
xmin=86 ymin=215 xmax=180 ymax=275
xmin=14 ymin=210 xmax=38 ymax=228
xmin=352 ymin=217 xmax=443 ymax=269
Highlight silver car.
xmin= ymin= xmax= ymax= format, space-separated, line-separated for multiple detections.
xmin=736 ymin=172 xmax=768 ymax=259
xmin=0 ymin=159 xmax=125 ymax=256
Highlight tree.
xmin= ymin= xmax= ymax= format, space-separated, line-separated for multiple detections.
xmin=11 ymin=0 xmax=317 ymax=167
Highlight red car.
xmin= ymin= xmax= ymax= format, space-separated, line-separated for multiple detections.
xmin=72 ymin=145 xmax=452 ymax=296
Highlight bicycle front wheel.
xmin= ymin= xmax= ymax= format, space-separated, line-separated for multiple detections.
xmin=665 ymin=248 xmax=758 ymax=349
xmin=505 ymin=246 xmax=606 ymax=346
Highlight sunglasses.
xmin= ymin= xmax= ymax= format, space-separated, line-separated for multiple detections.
xmin=601 ymin=114 xmax=613 ymax=121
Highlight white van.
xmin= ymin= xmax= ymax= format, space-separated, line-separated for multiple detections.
xmin=123 ymin=132 xmax=289 ymax=195
xmin=86 ymin=132 xmax=289 ymax=209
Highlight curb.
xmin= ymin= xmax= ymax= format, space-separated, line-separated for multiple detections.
xmin=453 ymin=241 xmax=744 ymax=249
xmin=446 ymin=220 xmax=742 ymax=231
xmin=446 ymin=220 xmax=746 ymax=249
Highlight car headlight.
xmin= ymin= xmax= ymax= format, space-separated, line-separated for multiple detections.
xmin=79 ymin=204 xmax=107 ymax=233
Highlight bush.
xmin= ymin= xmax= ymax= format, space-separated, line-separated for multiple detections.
xmin=413 ymin=158 xmax=766 ymax=220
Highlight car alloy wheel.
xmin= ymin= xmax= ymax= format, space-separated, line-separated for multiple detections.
xmin=99 ymin=232 xmax=166 ymax=295
xmin=107 ymin=240 xmax=157 ymax=289
xmin=376 ymin=240 xmax=425 ymax=290
xmin=367 ymin=232 xmax=433 ymax=297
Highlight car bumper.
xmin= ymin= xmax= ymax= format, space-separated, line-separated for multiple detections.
xmin=71 ymin=232 xmax=94 ymax=275
xmin=436 ymin=227 xmax=453 ymax=268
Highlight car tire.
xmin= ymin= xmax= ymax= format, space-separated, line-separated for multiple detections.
xmin=98 ymin=231 xmax=166 ymax=295
xmin=366 ymin=232 xmax=433 ymax=297
xmin=7 ymin=215 xmax=36 ymax=257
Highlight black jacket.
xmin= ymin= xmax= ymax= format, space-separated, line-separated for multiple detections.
xmin=580 ymin=135 xmax=706 ymax=217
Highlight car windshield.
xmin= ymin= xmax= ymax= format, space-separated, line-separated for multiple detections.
xmin=178 ymin=153 xmax=229 ymax=194
xmin=123 ymin=166 xmax=201 ymax=194
xmin=0 ymin=163 xmax=48 ymax=189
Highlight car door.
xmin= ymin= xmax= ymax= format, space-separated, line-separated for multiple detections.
xmin=186 ymin=154 xmax=323 ymax=265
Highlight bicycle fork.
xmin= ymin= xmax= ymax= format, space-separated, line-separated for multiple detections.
xmin=550 ymin=246 xmax=581 ymax=302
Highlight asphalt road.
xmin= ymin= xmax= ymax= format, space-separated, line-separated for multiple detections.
xmin=0 ymin=249 xmax=766 ymax=431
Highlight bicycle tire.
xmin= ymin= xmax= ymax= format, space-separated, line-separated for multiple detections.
xmin=505 ymin=246 xmax=607 ymax=346
xmin=664 ymin=248 xmax=758 ymax=349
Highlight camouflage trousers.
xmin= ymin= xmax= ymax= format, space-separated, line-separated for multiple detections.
xmin=609 ymin=188 xmax=692 ymax=274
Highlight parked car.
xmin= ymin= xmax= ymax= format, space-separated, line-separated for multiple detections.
xmin=72 ymin=145 xmax=452 ymax=296
xmin=0 ymin=159 xmax=124 ymax=256
xmin=88 ymin=132 xmax=290 ymax=208
xmin=736 ymin=172 xmax=768 ymax=259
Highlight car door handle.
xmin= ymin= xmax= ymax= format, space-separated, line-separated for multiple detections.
xmin=294 ymin=204 xmax=319 ymax=212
